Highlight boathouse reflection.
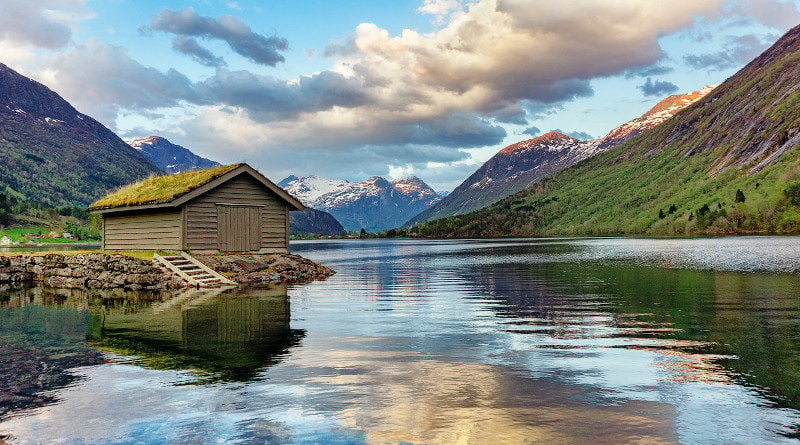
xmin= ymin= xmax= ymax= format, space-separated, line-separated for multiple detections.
xmin=92 ymin=286 xmax=305 ymax=382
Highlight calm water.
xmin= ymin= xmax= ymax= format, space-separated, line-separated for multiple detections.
xmin=2 ymin=237 xmax=800 ymax=444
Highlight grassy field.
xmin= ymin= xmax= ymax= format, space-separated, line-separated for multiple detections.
xmin=0 ymin=226 xmax=99 ymax=244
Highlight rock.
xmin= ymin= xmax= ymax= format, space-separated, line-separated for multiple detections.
xmin=194 ymin=253 xmax=334 ymax=287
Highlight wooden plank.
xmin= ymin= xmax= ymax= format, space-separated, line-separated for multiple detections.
xmin=105 ymin=213 xmax=181 ymax=224
xmin=250 ymin=207 xmax=261 ymax=251
xmin=105 ymin=228 xmax=182 ymax=235
xmin=105 ymin=220 xmax=182 ymax=229
xmin=284 ymin=208 xmax=289 ymax=248
xmin=218 ymin=205 xmax=229 ymax=251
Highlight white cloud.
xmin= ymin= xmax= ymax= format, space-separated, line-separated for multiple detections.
xmin=0 ymin=0 xmax=92 ymax=49
xmin=418 ymin=0 xmax=464 ymax=23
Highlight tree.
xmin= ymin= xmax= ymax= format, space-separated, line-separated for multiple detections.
xmin=359 ymin=228 xmax=367 ymax=238
xmin=668 ymin=204 xmax=677 ymax=214
xmin=735 ymin=189 xmax=746 ymax=203
xmin=658 ymin=209 xmax=665 ymax=219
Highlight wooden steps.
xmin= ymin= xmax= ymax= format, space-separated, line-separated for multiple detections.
xmin=153 ymin=252 xmax=237 ymax=288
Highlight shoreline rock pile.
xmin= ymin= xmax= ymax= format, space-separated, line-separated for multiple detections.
xmin=0 ymin=253 xmax=334 ymax=291
xmin=195 ymin=253 xmax=335 ymax=286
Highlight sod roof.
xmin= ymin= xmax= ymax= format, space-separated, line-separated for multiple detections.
xmin=88 ymin=164 xmax=242 ymax=211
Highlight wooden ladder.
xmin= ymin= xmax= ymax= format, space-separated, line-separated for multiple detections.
xmin=153 ymin=252 xmax=237 ymax=288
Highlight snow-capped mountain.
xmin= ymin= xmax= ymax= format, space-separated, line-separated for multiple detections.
xmin=282 ymin=175 xmax=442 ymax=232
xmin=407 ymin=132 xmax=602 ymax=225
xmin=598 ymin=85 xmax=717 ymax=149
xmin=281 ymin=175 xmax=351 ymax=204
xmin=407 ymin=86 xmax=716 ymax=226
xmin=127 ymin=136 xmax=219 ymax=173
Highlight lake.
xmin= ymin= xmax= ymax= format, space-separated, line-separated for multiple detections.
xmin=2 ymin=237 xmax=800 ymax=444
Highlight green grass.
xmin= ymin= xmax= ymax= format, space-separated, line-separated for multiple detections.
xmin=89 ymin=164 xmax=241 ymax=211
xmin=0 ymin=226 xmax=96 ymax=244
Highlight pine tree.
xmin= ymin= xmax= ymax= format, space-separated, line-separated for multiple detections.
xmin=735 ymin=189 xmax=746 ymax=203
xmin=658 ymin=209 xmax=665 ymax=219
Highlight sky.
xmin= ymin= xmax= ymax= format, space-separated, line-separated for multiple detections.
xmin=1 ymin=0 xmax=799 ymax=191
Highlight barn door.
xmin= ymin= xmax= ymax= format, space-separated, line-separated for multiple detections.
xmin=217 ymin=205 xmax=262 ymax=252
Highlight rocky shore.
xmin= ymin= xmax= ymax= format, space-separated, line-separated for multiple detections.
xmin=0 ymin=253 xmax=334 ymax=291
xmin=195 ymin=253 xmax=335 ymax=286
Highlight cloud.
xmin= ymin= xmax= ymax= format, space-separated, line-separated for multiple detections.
xmin=418 ymin=0 xmax=464 ymax=23
xmin=683 ymin=34 xmax=771 ymax=71
xmin=551 ymin=129 xmax=594 ymax=140
xmin=37 ymin=0 xmax=730 ymax=177
xmin=198 ymin=69 xmax=369 ymax=120
xmin=148 ymin=7 xmax=288 ymax=66
xmin=624 ymin=65 xmax=674 ymax=79
xmin=0 ymin=0 xmax=92 ymax=49
xmin=171 ymin=36 xmax=226 ymax=67
xmin=729 ymin=0 xmax=800 ymax=30
xmin=42 ymin=39 xmax=200 ymax=124
xmin=638 ymin=78 xmax=679 ymax=97
xmin=522 ymin=126 xmax=541 ymax=137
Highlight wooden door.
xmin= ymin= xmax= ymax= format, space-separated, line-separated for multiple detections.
xmin=217 ymin=205 xmax=262 ymax=252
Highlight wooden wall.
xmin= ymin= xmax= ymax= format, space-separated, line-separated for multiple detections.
xmin=184 ymin=174 xmax=289 ymax=253
xmin=103 ymin=211 xmax=182 ymax=250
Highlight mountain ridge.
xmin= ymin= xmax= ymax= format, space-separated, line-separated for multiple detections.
xmin=283 ymin=174 xmax=441 ymax=231
xmin=407 ymin=86 xmax=716 ymax=226
xmin=127 ymin=136 xmax=220 ymax=173
xmin=0 ymin=62 xmax=162 ymax=208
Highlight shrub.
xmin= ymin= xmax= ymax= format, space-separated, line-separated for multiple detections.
xmin=785 ymin=181 xmax=800 ymax=206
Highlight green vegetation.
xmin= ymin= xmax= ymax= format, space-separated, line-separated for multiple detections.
xmin=0 ymin=187 xmax=102 ymax=244
xmin=89 ymin=164 xmax=241 ymax=210
xmin=414 ymin=30 xmax=800 ymax=238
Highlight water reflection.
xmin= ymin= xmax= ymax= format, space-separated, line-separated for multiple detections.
xmin=3 ymin=238 xmax=800 ymax=443
xmin=94 ymin=286 xmax=305 ymax=382
xmin=0 ymin=285 xmax=303 ymax=419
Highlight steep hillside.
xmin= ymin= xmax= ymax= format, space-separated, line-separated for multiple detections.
xmin=283 ymin=175 xmax=441 ymax=231
xmin=409 ymin=86 xmax=715 ymax=226
xmin=290 ymin=208 xmax=344 ymax=236
xmin=128 ymin=136 xmax=219 ymax=173
xmin=414 ymin=24 xmax=800 ymax=237
xmin=408 ymin=132 xmax=601 ymax=224
xmin=0 ymin=63 xmax=162 ymax=208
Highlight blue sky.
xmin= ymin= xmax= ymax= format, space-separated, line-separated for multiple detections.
xmin=2 ymin=0 xmax=799 ymax=191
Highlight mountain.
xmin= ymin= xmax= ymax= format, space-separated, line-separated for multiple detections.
xmin=278 ymin=175 xmax=299 ymax=188
xmin=597 ymin=85 xmax=717 ymax=149
xmin=407 ymin=132 xmax=602 ymax=225
xmin=0 ymin=63 xmax=162 ymax=207
xmin=408 ymin=86 xmax=715 ymax=226
xmin=127 ymin=136 xmax=219 ymax=173
xmin=290 ymin=208 xmax=344 ymax=236
xmin=414 ymin=24 xmax=800 ymax=238
xmin=282 ymin=175 xmax=441 ymax=231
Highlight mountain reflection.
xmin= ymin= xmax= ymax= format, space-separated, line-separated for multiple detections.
xmin=462 ymin=260 xmax=800 ymax=412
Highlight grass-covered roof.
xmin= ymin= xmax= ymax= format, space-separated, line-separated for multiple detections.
xmin=88 ymin=164 xmax=242 ymax=211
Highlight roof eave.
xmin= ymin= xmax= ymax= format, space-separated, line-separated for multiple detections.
xmin=87 ymin=201 xmax=179 ymax=215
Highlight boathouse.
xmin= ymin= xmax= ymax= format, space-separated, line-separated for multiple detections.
xmin=88 ymin=163 xmax=304 ymax=253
